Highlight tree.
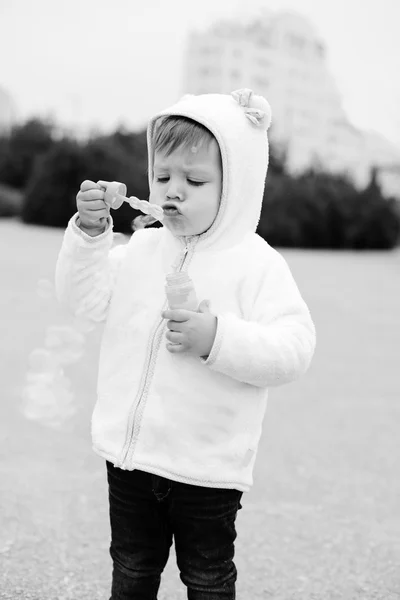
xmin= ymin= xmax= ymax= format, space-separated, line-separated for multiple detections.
xmin=79 ymin=131 xmax=151 ymax=233
xmin=347 ymin=168 xmax=400 ymax=249
xmin=21 ymin=130 xmax=154 ymax=233
xmin=0 ymin=119 xmax=54 ymax=189
xmin=22 ymin=138 xmax=87 ymax=227
xmin=258 ymin=168 xmax=400 ymax=250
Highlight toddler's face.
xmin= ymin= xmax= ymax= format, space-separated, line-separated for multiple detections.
xmin=150 ymin=138 xmax=222 ymax=237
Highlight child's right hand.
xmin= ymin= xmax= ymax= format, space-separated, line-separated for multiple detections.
xmin=76 ymin=180 xmax=110 ymax=236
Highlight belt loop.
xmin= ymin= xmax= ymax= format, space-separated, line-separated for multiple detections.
xmin=152 ymin=474 xmax=172 ymax=501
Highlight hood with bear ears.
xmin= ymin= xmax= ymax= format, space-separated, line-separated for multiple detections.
xmin=147 ymin=89 xmax=272 ymax=251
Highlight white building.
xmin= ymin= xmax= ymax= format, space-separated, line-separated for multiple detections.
xmin=183 ymin=11 xmax=400 ymax=198
xmin=0 ymin=86 xmax=17 ymax=133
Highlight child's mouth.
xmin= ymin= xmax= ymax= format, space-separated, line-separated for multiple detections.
xmin=163 ymin=204 xmax=181 ymax=216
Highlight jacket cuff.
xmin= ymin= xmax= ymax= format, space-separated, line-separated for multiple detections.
xmin=201 ymin=315 xmax=224 ymax=367
xmin=70 ymin=212 xmax=113 ymax=244
xmin=200 ymin=310 xmax=315 ymax=388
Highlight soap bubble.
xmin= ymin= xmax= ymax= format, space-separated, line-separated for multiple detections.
xmin=43 ymin=326 xmax=85 ymax=365
xmin=21 ymin=378 xmax=76 ymax=428
xmin=28 ymin=348 xmax=59 ymax=373
xmin=44 ymin=325 xmax=85 ymax=349
xmin=23 ymin=273 xmax=99 ymax=428
xmin=54 ymin=346 xmax=84 ymax=366
xmin=36 ymin=279 xmax=55 ymax=300
xmin=21 ymin=323 xmax=88 ymax=428
xmin=72 ymin=317 xmax=96 ymax=334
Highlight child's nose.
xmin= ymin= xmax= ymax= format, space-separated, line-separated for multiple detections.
xmin=166 ymin=179 xmax=183 ymax=200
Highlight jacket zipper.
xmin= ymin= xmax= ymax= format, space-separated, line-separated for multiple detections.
xmin=119 ymin=238 xmax=192 ymax=469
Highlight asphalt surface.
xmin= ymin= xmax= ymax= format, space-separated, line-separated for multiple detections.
xmin=1 ymin=222 xmax=399 ymax=599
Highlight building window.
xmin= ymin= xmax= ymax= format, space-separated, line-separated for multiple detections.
xmin=256 ymin=33 xmax=272 ymax=49
xmin=200 ymin=45 xmax=219 ymax=56
xmin=253 ymin=76 xmax=269 ymax=89
xmin=198 ymin=66 xmax=220 ymax=77
xmin=301 ymin=109 xmax=313 ymax=120
xmin=315 ymin=42 xmax=325 ymax=59
xmin=256 ymin=56 xmax=270 ymax=69
xmin=285 ymin=108 xmax=293 ymax=119
xmin=288 ymin=34 xmax=306 ymax=54
xmin=199 ymin=67 xmax=211 ymax=77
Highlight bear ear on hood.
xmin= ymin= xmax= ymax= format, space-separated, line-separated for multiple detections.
xmin=179 ymin=94 xmax=196 ymax=102
xmin=231 ymin=88 xmax=272 ymax=131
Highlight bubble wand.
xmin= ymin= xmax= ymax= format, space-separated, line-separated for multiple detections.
xmin=102 ymin=181 xmax=164 ymax=223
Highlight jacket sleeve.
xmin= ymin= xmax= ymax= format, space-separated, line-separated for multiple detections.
xmin=203 ymin=250 xmax=316 ymax=388
xmin=55 ymin=213 xmax=128 ymax=322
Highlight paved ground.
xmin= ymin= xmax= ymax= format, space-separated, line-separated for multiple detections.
xmin=1 ymin=220 xmax=399 ymax=599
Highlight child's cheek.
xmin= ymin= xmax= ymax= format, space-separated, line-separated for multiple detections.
xmin=148 ymin=186 xmax=160 ymax=205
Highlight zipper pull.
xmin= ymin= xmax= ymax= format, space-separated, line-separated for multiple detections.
xmin=183 ymin=238 xmax=191 ymax=257
xmin=179 ymin=241 xmax=190 ymax=272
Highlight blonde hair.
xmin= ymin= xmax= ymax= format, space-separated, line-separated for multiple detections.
xmin=153 ymin=116 xmax=215 ymax=156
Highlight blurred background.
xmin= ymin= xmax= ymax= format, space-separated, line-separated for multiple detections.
xmin=1 ymin=0 xmax=400 ymax=241
xmin=1 ymin=1 xmax=399 ymax=599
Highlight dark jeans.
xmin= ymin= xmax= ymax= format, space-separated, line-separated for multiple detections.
xmin=106 ymin=461 xmax=243 ymax=600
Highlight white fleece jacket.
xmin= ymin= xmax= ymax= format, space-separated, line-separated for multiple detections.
xmin=55 ymin=90 xmax=316 ymax=492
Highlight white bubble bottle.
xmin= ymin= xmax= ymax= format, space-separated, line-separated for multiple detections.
xmin=165 ymin=272 xmax=198 ymax=311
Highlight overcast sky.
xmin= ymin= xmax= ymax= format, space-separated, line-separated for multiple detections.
xmin=1 ymin=0 xmax=400 ymax=147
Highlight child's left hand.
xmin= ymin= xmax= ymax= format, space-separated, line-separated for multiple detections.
xmin=161 ymin=300 xmax=217 ymax=358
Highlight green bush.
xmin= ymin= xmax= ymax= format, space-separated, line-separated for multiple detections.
xmin=9 ymin=117 xmax=400 ymax=248
xmin=21 ymin=129 xmax=154 ymax=233
xmin=344 ymin=172 xmax=400 ymax=249
xmin=0 ymin=183 xmax=24 ymax=217
xmin=81 ymin=131 xmax=151 ymax=233
xmin=22 ymin=139 xmax=87 ymax=227
xmin=258 ymin=169 xmax=400 ymax=250
xmin=0 ymin=119 xmax=54 ymax=190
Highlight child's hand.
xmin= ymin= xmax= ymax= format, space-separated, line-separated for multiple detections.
xmin=76 ymin=180 xmax=110 ymax=236
xmin=161 ymin=300 xmax=217 ymax=358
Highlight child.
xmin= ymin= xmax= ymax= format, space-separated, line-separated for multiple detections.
xmin=55 ymin=88 xmax=316 ymax=599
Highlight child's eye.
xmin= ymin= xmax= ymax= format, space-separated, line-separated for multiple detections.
xmin=187 ymin=180 xmax=206 ymax=186
xmin=156 ymin=177 xmax=169 ymax=183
